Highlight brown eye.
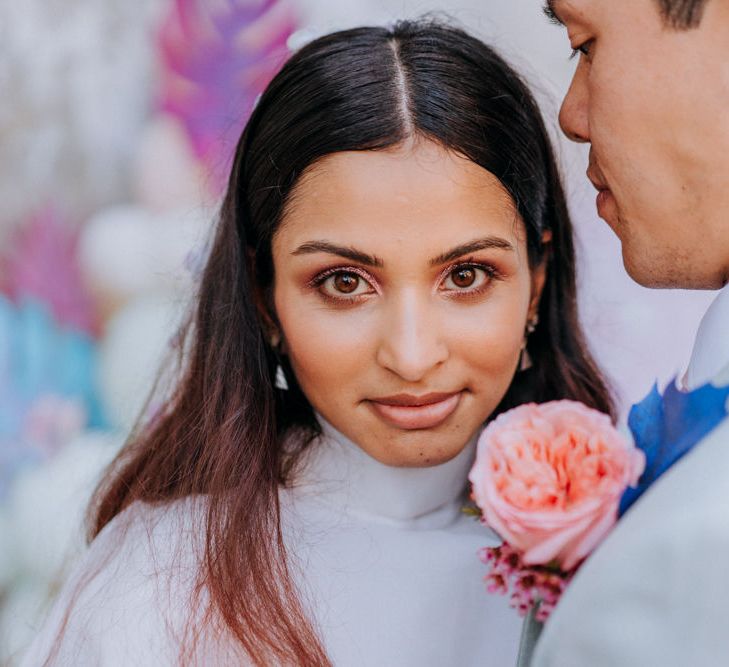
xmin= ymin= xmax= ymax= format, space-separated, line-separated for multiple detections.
xmin=318 ymin=270 xmax=374 ymax=299
xmin=441 ymin=265 xmax=492 ymax=293
xmin=451 ymin=267 xmax=476 ymax=288
xmin=333 ymin=272 xmax=360 ymax=293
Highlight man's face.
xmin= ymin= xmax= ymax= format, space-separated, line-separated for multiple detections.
xmin=548 ymin=0 xmax=729 ymax=289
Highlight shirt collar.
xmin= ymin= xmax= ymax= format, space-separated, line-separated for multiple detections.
xmin=685 ymin=283 xmax=729 ymax=389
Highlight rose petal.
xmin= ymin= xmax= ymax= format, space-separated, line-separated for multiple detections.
xmin=470 ymin=400 xmax=640 ymax=570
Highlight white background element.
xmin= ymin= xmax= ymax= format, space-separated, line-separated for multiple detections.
xmin=0 ymin=0 xmax=165 ymax=242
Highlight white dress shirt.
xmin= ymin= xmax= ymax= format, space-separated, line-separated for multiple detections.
xmin=20 ymin=418 xmax=521 ymax=666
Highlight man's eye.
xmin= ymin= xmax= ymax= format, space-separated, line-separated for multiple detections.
xmin=570 ymin=40 xmax=594 ymax=60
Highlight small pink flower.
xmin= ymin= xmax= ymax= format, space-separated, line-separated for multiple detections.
xmin=478 ymin=544 xmax=574 ymax=620
xmin=485 ymin=573 xmax=508 ymax=595
xmin=469 ymin=401 xmax=645 ymax=571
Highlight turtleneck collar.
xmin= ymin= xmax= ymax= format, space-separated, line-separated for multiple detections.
xmin=291 ymin=415 xmax=478 ymax=529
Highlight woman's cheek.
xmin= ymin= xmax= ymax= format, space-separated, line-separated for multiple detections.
xmin=444 ymin=295 xmax=527 ymax=371
xmin=279 ymin=298 xmax=376 ymax=392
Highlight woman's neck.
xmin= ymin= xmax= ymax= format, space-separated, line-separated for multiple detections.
xmin=290 ymin=415 xmax=478 ymax=529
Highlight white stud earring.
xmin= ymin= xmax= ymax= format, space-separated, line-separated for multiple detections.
xmin=268 ymin=330 xmax=288 ymax=389
xmin=518 ymin=344 xmax=533 ymax=373
xmin=275 ymin=364 xmax=289 ymax=390
xmin=518 ymin=315 xmax=539 ymax=372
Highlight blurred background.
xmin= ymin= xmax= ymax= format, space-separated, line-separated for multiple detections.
xmin=0 ymin=0 xmax=714 ymax=663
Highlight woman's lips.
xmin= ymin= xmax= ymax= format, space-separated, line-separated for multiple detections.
xmin=368 ymin=392 xmax=463 ymax=430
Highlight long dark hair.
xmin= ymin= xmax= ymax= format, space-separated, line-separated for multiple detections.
xmin=88 ymin=19 xmax=613 ymax=666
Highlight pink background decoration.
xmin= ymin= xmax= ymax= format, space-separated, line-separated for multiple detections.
xmin=1 ymin=207 xmax=98 ymax=337
xmin=158 ymin=0 xmax=298 ymax=192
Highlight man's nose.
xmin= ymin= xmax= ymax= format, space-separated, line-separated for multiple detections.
xmin=559 ymin=66 xmax=590 ymax=144
xmin=375 ymin=294 xmax=449 ymax=383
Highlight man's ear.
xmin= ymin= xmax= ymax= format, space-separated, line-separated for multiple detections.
xmin=529 ymin=229 xmax=553 ymax=319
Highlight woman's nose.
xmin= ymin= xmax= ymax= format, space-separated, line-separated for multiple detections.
xmin=375 ymin=293 xmax=449 ymax=383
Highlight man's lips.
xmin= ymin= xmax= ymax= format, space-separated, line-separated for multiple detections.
xmin=586 ymin=166 xmax=616 ymax=219
xmin=586 ymin=168 xmax=609 ymax=193
xmin=367 ymin=391 xmax=464 ymax=430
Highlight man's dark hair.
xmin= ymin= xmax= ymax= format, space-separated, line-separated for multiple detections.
xmin=656 ymin=0 xmax=709 ymax=28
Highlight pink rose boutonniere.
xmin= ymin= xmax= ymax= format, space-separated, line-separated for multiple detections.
xmin=468 ymin=401 xmax=645 ymax=621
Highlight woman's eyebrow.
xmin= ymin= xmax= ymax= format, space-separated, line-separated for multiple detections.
xmin=292 ymin=237 xmax=513 ymax=268
xmin=292 ymin=241 xmax=384 ymax=267
xmin=430 ymin=237 xmax=514 ymax=266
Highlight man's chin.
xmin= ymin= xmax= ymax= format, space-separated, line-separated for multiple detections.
xmin=622 ymin=247 xmax=718 ymax=290
xmin=625 ymin=266 xmax=672 ymax=289
xmin=621 ymin=246 xmax=668 ymax=287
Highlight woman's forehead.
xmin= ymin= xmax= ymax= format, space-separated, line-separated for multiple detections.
xmin=274 ymin=140 xmax=525 ymax=258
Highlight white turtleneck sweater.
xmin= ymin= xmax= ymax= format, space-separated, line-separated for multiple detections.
xmin=20 ymin=419 xmax=522 ymax=666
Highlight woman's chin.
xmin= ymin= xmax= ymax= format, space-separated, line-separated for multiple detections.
xmin=356 ymin=427 xmax=476 ymax=468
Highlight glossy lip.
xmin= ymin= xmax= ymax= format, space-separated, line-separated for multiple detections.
xmin=367 ymin=391 xmax=464 ymax=430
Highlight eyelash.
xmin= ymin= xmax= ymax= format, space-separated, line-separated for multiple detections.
xmin=569 ymin=40 xmax=593 ymax=60
xmin=307 ymin=266 xmax=377 ymax=304
xmin=308 ymin=260 xmax=501 ymax=305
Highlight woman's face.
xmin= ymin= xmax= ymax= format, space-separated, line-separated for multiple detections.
xmin=270 ymin=139 xmax=546 ymax=467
